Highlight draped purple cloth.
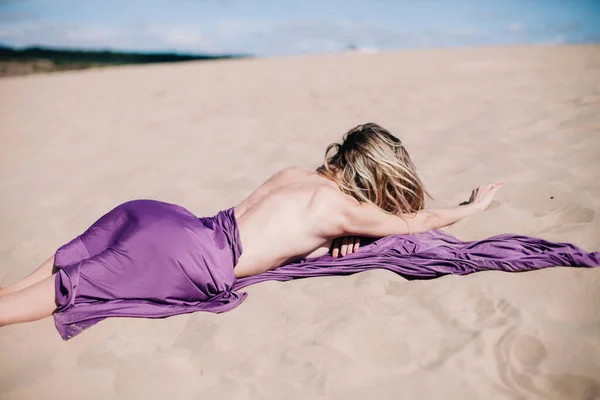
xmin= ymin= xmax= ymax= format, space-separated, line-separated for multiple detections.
xmin=53 ymin=200 xmax=599 ymax=340
xmin=53 ymin=200 xmax=246 ymax=340
xmin=234 ymin=230 xmax=599 ymax=290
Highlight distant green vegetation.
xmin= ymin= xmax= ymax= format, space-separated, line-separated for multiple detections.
xmin=0 ymin=45 xmax=249 ymax=77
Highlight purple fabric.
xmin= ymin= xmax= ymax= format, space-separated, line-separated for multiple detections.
xmin=234 ymin=230 xmax=599 ymax=290
xmin=53 ymin=200 xmax=245 ymax=340
xmin=53 ymin=199 xmax=600 ymax=340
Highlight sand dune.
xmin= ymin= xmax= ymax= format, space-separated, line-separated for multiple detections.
xmin=1 ymin=44 xmax=599 ymax=399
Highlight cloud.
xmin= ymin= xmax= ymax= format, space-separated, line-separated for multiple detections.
xmin=0 ymin=10 xmax=594 ymax=56
xmin=0 ymin=20 xmax=219 ymax=53
xmin=213 ymin=19 xmax=484 ymax=55
xmin=65 ymin=27 xmax=123 ymax=43
xmin=0 ymin=3 xmax=219 ymax=51
xmin=0 ymin=17 xmax=487 ymax=55
xmin=0 ymin=29 xmax=13 ymax=38
xmin=158 ymin=27 xmax=206 ymax=47
xmin=509 ymin=22 xmax=524 ymax=33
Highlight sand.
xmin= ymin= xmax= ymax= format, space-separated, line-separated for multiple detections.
xmin=1 ymin=44 xmax=599 ymax=399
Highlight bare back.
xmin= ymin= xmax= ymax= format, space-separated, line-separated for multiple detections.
xmin=233 ymin=167 xmax=341 ymax=278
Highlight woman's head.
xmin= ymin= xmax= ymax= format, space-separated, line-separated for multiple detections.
xmin=316 ymin=122 xmax=429 ymax=214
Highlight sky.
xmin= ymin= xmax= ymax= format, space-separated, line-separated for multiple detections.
xmin=1 ymin=0 xmax=599 ymax=56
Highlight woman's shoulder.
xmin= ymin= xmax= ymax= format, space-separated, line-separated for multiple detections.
xmin=275 ymin=166 xmax=313 ymax=176
xmin=264 ymin=167 xmax=320 ymax=184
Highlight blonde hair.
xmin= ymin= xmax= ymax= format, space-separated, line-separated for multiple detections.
xmin=316 ymin=122 xmax=429 ymax=214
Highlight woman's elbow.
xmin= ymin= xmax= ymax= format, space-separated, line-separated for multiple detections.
xmin=337 ymin=203 xmax=369 ymax=236
xmin=337 ymin=212 xmax=359 ymax=236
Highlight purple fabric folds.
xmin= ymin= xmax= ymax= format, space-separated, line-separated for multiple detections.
xmin=234 ymin=230 xmax=599 ymax=290
xmin=53 ymin=200 xmax=245 ymax=340
xmin=53 ymin=199 xmax=599 ymax=340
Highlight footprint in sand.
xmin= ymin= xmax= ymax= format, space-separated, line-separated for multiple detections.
xmin=330 ymin=319 xmax=411 ymax=368
xmin=493 ymin=301 xmax=550 ymax=399
xmin=510 ymin=335 xmax=548 ymax=371
xmin=544 ymin=373 xmax=600 ymax=400
xmin=501 ymin=184 xmax=596 ymax=225
xmin=277 ymin=346 xmax=327 ymax=392
xmin=533 ymin=205 xmax=595 ymax=224
xmin=492 ymin=299 xmax=600 ymax=400
xmin=555 ymin=206 xmax=595 ymax=224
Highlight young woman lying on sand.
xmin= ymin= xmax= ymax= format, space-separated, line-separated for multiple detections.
xmin=1 ymin=123 xmax=596 ymax=340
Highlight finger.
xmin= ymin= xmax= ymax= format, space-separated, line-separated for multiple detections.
xmin=345 ymin=237 xmax=353 ymax=256
xmin=347 ymin=237 xmax=356 ymax=254
xmin=341 ymin=237 xmax=350 ymax=257
xmin=342 ymin=237 xmax=352 ymax=256
xmin=354 ymin=237 xmax=360 ymax=252
xmin=331 ymin=239 xmax=339 ymax=258
xmin=339 ymin=238 xmax=345 ymax=257
xmin=471 ymin=187 xmax=479 ymax=202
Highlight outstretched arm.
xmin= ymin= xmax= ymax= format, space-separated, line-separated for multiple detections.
xmin=333 ymin=183 xmax=502 ymax=237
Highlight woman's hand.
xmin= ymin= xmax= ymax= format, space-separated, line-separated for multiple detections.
xmin=330 ymin=236 xmax=360 ymax=258
xmin=462 ymin=183 xmax=503 ymax=211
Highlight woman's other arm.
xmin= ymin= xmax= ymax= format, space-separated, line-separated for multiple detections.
xmin=327 ymin=183 xmax=502 ymax=238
